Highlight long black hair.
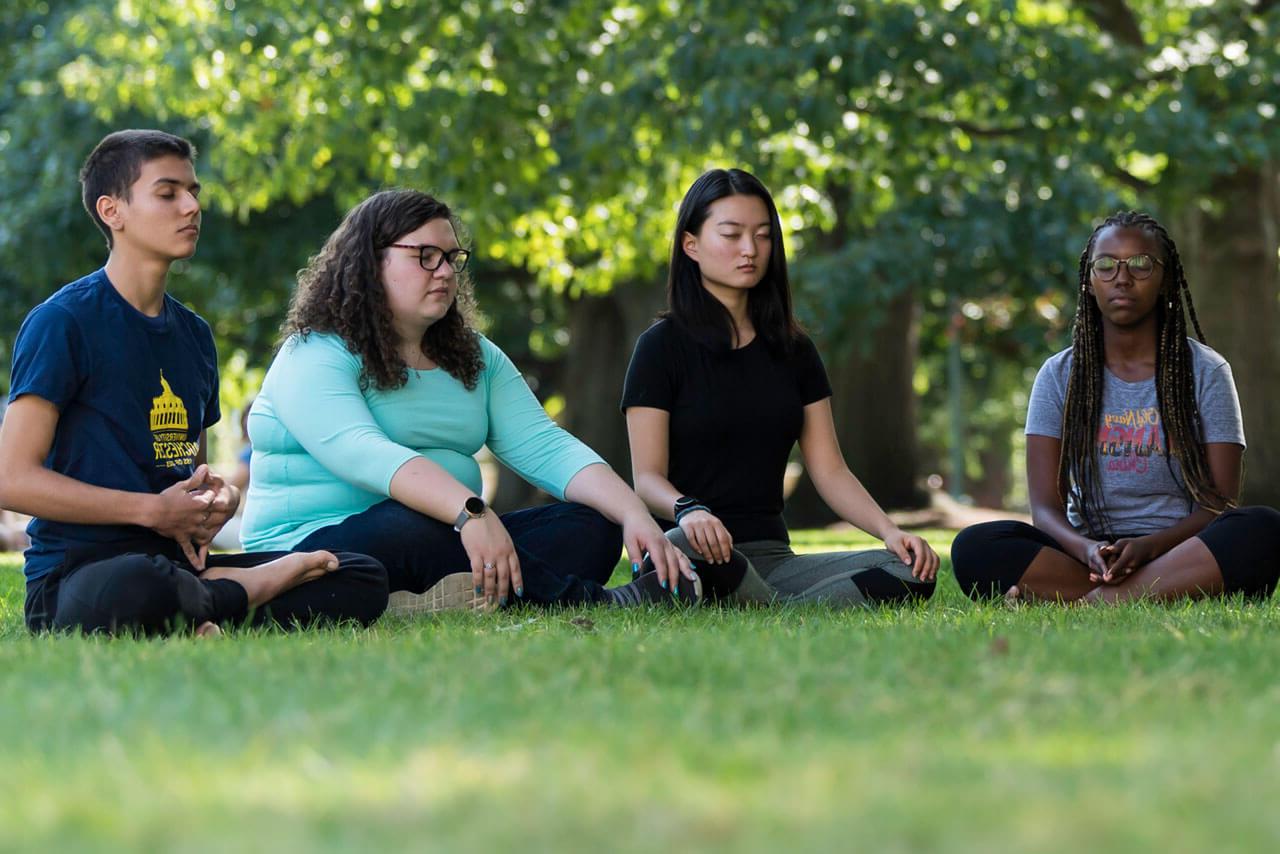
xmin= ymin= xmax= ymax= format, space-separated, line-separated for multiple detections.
xmin=1061 ymin=210 xmax=1231 ymax=537
xmin=664 ymin=168 xmax=802 ymax=353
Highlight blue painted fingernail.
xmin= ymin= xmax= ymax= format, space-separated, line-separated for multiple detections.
xmin=475 ymin=585 xmax=483 ymax=594
xmin=631 ymin=561 xmax=640 ymax=578
xmin=661 ymin=579 xmax=668 ymax=589
xmin=500 ymin=596 xmax=508 ymax=606
xmin=516 ymin=586 xmax=523 ymax=597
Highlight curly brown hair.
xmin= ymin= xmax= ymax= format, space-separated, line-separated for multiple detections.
xmin=284 ymin=189 xmax=483 ymax=390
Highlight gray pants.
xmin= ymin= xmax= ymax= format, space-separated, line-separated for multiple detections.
xmin=666 ymin=529 xmax=934 ymax=608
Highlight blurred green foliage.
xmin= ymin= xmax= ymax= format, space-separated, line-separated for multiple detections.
xmin=2 ymin=0 xmax=1276 ymax=499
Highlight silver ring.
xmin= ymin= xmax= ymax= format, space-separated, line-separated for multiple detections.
xmin=483 ymin=562 xmax=495 ymax=572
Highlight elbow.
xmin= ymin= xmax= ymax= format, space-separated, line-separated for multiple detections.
xmin=0 ymin=471 xmax=22 ymax=514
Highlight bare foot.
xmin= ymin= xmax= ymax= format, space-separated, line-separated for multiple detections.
xmin=195 ymin=621 xmax=223 ymax=638
xmin=203 ymin=551 xmax=339 ymax=608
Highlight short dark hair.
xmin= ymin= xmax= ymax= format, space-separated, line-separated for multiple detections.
xmin=79 ymin=130 xmax=196 ymax=248
xmin=665 ymin=168 xmax=802 ymax=353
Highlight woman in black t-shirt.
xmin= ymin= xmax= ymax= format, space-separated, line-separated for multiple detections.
xmin=621 ymin=168 xmax=938 ymax=606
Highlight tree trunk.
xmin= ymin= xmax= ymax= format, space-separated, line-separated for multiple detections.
xmin=1179 ymin=162 xmax=1280 ymax=507
xmin=785 ymin=286 xmax=926 ymax=528
xmin=560 ymin=283 xmax=666 ymax=482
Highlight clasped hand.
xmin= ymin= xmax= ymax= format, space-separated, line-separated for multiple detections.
xmin=149 ymin=464 xmax=239 ymax=570
xmin=1086 ymin=535 xmax=1161 ymax=584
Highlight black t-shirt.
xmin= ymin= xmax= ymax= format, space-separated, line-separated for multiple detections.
xmin=620 ymin=318 xmax=832 ymax=543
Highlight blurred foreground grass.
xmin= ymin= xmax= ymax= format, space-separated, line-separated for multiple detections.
xmin=1 ymin=530 xmax=1277 ymax=853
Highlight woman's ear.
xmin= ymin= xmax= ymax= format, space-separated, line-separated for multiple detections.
xmin=681 ymin=232 xmax=700 ymax=263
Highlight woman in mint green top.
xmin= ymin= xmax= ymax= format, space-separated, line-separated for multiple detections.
xmin=242 ymin=189 xmax=699 ymax=613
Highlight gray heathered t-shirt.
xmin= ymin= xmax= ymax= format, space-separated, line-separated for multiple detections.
xmin=1025 ymin=338 xmax=1245 ymax=536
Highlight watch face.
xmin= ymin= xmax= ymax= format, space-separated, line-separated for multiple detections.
xmin=464 ymin=496 xmax=486 ymax=516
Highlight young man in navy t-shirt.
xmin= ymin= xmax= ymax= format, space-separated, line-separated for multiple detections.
xmin=0 ymin=129 xmax=388 ymax=635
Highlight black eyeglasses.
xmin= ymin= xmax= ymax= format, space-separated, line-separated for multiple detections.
xmin=388 ymin=243 xmax=472 ymax=273
xmin=1090 ymin=254 xmax=1163 ymax=281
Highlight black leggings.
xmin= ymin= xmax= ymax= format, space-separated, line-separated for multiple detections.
xmin=951 ymin=506 xmax=1280 ymax=601
xmin=24 ymin=548 xmax=388 ymax=635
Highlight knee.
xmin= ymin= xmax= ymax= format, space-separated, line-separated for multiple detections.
xmin=54 ymin=555 xmax=180 ymax=635
xmin=950 ymin=521 xmax=1028 ymax=599
xmin=850 ymin=564 xmax=935 ymax=606
xmin=1224 ymin=505 xmax=1280 ymax=541
xmin=951 ymin=522 xmax=1003 ymax=572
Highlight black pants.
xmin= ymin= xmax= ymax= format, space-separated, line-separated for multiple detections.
xmin=296 ymin=499 xmax=622 ymax=605
xmin=951 ymin=506 xmax=1280 ymax=601
xmin=24 ymin=546 xmax=388 ymax=635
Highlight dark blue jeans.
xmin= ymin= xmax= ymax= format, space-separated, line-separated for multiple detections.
xmin=295 ymin=500 xmax=623 ymax=606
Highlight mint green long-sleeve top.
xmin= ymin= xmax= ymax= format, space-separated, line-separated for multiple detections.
xmin=240 ymin=332 xmax=605 ymax=551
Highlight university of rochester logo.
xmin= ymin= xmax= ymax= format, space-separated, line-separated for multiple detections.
xmin=151 ymin=372 xmax=199 ymax=468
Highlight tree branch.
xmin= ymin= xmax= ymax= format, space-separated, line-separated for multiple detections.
xmin=948 ymin=118 xmax=1029 ymax=139
xmin=1104 ymin=164 xmax=1153 ymax=192
xmin=1074 ymin=0 xmax=1145 ymax=48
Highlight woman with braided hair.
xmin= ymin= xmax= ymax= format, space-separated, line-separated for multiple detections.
xmin=951 ymin=211 xmax=1280 ymax=604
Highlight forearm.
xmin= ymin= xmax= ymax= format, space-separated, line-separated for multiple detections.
xmin=564 ymin=463 xmax=650 ymax=524
xmin=631 ymin=470 xmax=684 ymax=522
xmin=1144 ymin=507 xmax=1217 ymax=556
xmin=0 ymin=464 xmax=156 ymax=528
xmin=812 ymin=468 xmax=895 ymax=539
xmin=387 ymin=456 xmax=480 ymax=524
xmin=1029 ymin=503 xmax=1095 ymax=563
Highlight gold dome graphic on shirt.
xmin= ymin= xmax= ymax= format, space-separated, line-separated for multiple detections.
xmin=150 ymin=372 xmax=189 ymax=441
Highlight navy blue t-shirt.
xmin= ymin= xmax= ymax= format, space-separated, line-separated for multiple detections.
xmin=8 ymin=269 xmax=220 ymax=581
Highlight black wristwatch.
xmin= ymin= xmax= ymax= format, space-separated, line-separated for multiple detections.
xmin=673 ymin=495 xmax=706 ymax=521
xmin=453 ymin=496 xmax=487 ymax=532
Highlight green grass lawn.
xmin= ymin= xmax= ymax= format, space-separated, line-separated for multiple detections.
xmin=2 ymin=530 xmax=1279 ymax=853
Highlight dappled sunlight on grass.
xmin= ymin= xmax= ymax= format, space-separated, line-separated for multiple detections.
xmin=5 ymin=540 xmax=1280 ymax=851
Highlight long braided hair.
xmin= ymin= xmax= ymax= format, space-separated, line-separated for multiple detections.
xmin=1059 ymin=211 xmax=1232 ymax=537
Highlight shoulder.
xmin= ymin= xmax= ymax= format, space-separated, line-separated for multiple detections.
xmin=476 ymin=333 xmax=504 ymax=362
xmin=1028 ymin=347 xmax=1073 ymax=407
xmin=1186 ymin=338 xmax=1230 ymax=373
xmin=36 ymin=270 xmax=108 ymax=321
xmin=789 ymin=331 xmax=824 ymax=361
xmin=18 ymin=272 xmax=106 ymax=341
xmin=1036 ymin=346 xmax=1073 ymax=380
xmin=1042 ymin=345 xmax=1073 ymax=371
xmin=634 ymin=318 xmax=696 ymax=357
xmin=279 ymin=331 xmax=363 ymax=369
xmin=476 ymin=333 xmax=510 ymax=369
xmin=637 ymin=318 xmax=679 ymax=346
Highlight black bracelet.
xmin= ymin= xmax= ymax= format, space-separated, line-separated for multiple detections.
xmin=675 ymin=504 xmax=711 ymax=523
